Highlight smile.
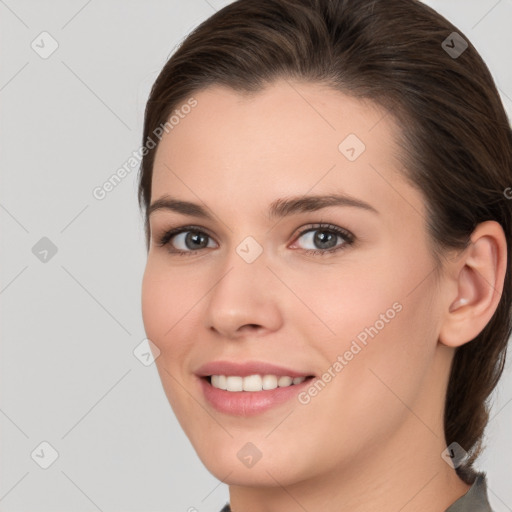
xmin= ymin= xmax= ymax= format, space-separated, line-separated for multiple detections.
xmin=210 ymin=374 xmax=307 ymax=391
xmin=199 ymin=375 xmax=316 ymax=416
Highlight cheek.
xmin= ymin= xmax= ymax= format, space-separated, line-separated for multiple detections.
xmin=141 ymin=264 xmax=201 ymax=419
xmin=141 ymin=261 xmax=198 ymax=348
xmin=298 ymin=245 xmax=438 ymax=418
xmin=312 ymin=235 xmax=439 ymax=355
xmin=291 ymin=296 xmax=437 ymax=471
xmin=281 ymin=261 xmax=400 ymax=350
xmin=141 ymin=266 xmax=168 ymax=346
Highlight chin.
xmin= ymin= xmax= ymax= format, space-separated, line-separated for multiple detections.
xmin=193 ymin=442 xmax=308 ymax=488
xmin=206 ymin=461 xmax=298 ymax=487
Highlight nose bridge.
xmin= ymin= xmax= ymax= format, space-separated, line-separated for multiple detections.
xmin=204 ymin=233 xmax=282 ymax=336
xmin=214 ymin=233 xmax=269 ymax=302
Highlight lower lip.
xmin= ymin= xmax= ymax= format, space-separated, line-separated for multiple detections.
xmin=198 ymin=376 xmax=315 ymax=417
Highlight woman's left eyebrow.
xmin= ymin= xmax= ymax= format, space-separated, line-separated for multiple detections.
xmin=148 ymin=193 xmax=379 ymax=220
xmin=267 ymin=194 xmax=379 ymax=220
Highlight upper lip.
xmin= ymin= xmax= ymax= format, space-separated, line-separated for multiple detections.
xmin=195 ymin=360 xmax=315 ymax=378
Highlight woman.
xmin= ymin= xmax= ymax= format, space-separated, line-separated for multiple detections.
xmin=138 ymin=0 xmax=511 ymax=510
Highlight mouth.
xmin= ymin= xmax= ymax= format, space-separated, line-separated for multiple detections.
xmin=198 ymin=374 xmax=316 ymax=416
xmin=202 ymin=374 xmax=316 ymax=392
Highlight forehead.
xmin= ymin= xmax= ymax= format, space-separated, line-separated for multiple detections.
xmin=151 ymin=79 xmax=425 ymax=223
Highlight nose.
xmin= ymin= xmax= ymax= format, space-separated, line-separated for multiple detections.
xmin=203 ymin=248 xmax=283 ymax=340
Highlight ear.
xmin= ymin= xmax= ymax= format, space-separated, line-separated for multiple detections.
xmin=438 ymin=220 xmax=507 ymax=348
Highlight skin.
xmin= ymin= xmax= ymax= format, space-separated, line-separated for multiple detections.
xmin=141 ymin=79 xmax=507 ymax=512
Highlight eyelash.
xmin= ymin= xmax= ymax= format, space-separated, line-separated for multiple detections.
xmin=155 ymin=223 xmax=355 ymax=257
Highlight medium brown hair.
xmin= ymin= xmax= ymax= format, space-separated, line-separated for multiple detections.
xmin=138 ymin=0 xmax=512 ymax=482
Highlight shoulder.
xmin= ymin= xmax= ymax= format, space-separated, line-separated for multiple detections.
xmin=445 ymin=471 xmax=494 ymax=512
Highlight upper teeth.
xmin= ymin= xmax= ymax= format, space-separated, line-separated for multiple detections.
xmin=211 ymin=374 xmax=307 ymax=392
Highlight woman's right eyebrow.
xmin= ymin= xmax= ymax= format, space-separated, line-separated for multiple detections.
xmin=148 ymin=195 xmax=212 ymax=219
xmin=148 ymin=193 xmax=379 ymax=220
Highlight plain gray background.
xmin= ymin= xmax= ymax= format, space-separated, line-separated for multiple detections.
xmin=1 ymin=1 xmax=511 ymax=511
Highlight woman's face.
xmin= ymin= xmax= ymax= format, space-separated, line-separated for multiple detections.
xmin=141 ymin=80 xmax=453 ymax=487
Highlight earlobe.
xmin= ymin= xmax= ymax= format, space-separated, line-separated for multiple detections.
xmin=439 ymin=221 xmax=507 ymax=348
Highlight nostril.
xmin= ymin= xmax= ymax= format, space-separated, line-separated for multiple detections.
xmin=240 ymin=324 xmax=262 ymax=331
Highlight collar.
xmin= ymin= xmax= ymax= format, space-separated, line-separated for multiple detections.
xmin=445 ymin=472 xmax=493 ymax=512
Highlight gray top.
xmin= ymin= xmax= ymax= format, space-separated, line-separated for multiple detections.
xmin=445 ymin=473 xmax=493 ymax=512
xmin=219 ymin=472 xmax=493 ymax=512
